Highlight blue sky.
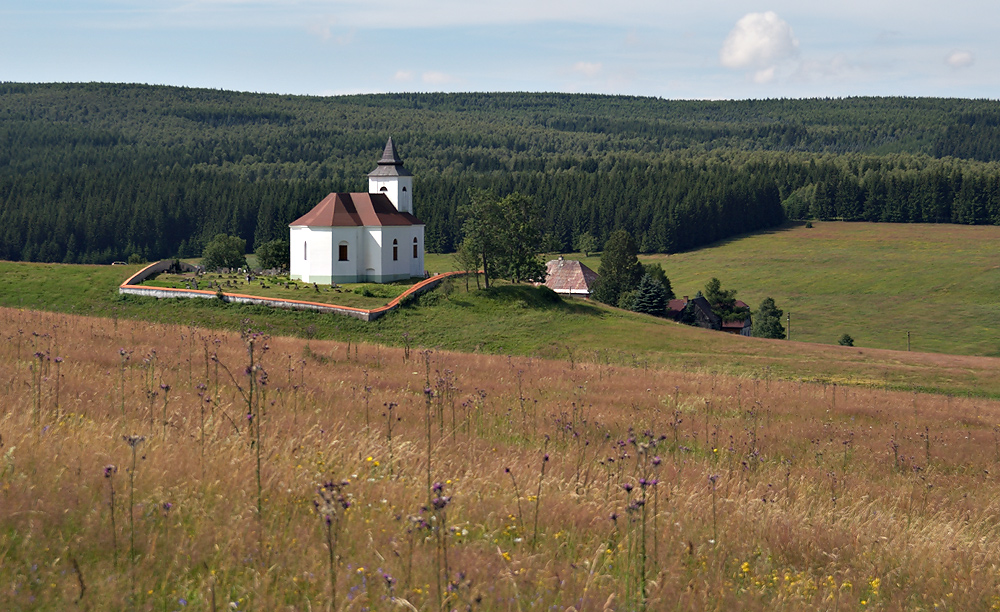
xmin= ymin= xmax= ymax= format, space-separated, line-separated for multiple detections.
xmin=2 ymin=1 xmax=996 ymax=99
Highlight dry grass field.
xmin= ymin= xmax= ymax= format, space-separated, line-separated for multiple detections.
xmin=4 ymin=306 xmax=1000 ymax=611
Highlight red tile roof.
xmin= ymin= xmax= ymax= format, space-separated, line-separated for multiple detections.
xmin=289 ymin=192 xmax=422 ymax=228
xmin=667 ymin=298 xmax=687 ymax=314
xmin=544 ymin=258 xmax=599 ymax=295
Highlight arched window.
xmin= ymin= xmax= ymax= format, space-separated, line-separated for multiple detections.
xmin=338 ymin=242 xmax=348 ymax=261
xmin=392 ymin=239 xmax=398 ymax=261
xmin=413 ymin=237 xmax=418 ymax=258
xmin=303 ymin=241 xmax=307 ymax=261
xmin=401 ymin=186 xmax=407 ymax=192
xmin=379 ymin=186 xmax=388 ymax=192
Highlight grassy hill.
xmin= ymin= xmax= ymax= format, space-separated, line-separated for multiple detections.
xmin=648 ymin=221 xmax=1000 ymax=357
xmin=2 ymin=220 xmax=1000 ymax=397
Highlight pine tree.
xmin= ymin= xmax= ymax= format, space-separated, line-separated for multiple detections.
xmin=751 ymin=297 xmax=785 ymax=339
xmin=631 ymin=273 xmax=668 ymax=316
xmin=592 ymin=230 xmax=643 ymax=306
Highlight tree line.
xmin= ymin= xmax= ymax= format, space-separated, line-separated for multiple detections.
xmin=2 ymin=84 xmax=1000 ymax=264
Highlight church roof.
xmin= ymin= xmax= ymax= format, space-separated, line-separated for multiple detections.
xmin=289 ymin=192 xmax=422 ymax=228
xmin=367 ymin=137 xmax=413 ymax=178
xmin=544 ymin=258 xmax=599 ymax=295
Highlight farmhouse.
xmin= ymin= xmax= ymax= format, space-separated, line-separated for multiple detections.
xmin=543 ymin=257 xmax=599 ymax=296
xmin=288 ymin=138 xmax=425 ymax=284
xmin=667 ymin=296 xmax=752 ymax=336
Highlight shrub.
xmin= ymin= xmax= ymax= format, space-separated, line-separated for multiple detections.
xmin=202 ymin=234 xmax=247 ymax=272
xmin=255 ymin=239 xmax=290 ymax=270
xmin=838 ymin=333 xmax=855 ymax=346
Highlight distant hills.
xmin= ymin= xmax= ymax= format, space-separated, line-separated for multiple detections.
xmin=1 ymin=83 xmax=999 ymax=264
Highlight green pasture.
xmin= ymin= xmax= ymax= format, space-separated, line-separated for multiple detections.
xmin=640 ymin=221 xmax=1000 ymax=357
xmin=432 ymin=221 xmax=1000 ymax=356
xmin=2 ymin=220 xmax=1000 ymax=396
xmin=1 ymin=256 xmax=999 ymax=397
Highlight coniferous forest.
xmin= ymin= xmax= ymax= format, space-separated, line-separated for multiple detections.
xmin=2 ymin=83 xmax=1000 ymax=264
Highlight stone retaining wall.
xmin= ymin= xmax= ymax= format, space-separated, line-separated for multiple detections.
xmin=118 ymin=261 xmax=463 ymax=322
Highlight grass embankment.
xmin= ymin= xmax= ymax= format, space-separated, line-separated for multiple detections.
xmin=3 ymin=309 xmax=1000 ymax=610
xmin=1 ymin=258 xmax=999 ymax=397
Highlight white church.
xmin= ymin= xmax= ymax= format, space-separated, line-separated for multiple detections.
xmin=289 ymin=138 xmax=425 ymax=284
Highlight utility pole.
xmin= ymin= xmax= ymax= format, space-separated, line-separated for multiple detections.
xmin=906 ymin=330 xmax=910 ymax=352
xmin=786 ymin=312 xmax=791 ymax=341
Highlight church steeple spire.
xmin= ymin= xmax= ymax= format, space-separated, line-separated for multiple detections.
xmin=368 ymin=137 xmax=412 ymax=178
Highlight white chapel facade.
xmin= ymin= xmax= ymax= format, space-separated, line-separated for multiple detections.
xmin=289 ymin=138 xmax=425 ymax=284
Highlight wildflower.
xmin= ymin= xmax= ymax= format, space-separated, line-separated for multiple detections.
xmin=104 ymin=464 xmax=116 ymax=478
xmin=123 ymin=435 xmax=145 ymax=448
xmin=432 ymin=496 xmax=451 ymax=510
xmin=622 ymin=483 xmax=633 ymax=493
xmin=652 ymin=456 xmax=662 ymax=466
xmin=163 ymin=502 xmax=173 ymax=513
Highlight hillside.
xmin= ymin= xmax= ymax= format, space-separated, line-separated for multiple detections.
xmin=1 ymin=254 xmax=999 ymax=397
xmin=2 ymin=84 xmax=1000 ymax=265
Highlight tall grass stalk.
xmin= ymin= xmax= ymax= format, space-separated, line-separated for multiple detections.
xmin=531 ymin=440 xmax=549 ymax=552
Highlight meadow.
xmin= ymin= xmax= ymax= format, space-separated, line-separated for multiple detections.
xmin=550 ymin=222 xmax=1000 ymax=357
xmin=3 ymin=307 xmax=1000 ymax=611
xmin=2 ymin=253 xmax=1000 ymax=398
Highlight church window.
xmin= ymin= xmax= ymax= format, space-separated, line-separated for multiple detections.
xmin=379 ymin=186 xmax=388 ymax=192
xmin=413 ymin=237 xmax=418 ymax=258
xmin=392 ymin=239 xmax=398 ymax=261
xmin=339 ymin=243 xmax=348 ymax=261
xmin=402 ymin=186 xmax=407 ymax=192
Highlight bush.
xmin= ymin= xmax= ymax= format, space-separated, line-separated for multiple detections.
xmin=255 ymin=239 xmax=290 ymax=270
xmin=202 ymin=234 xmax=247 ymax=271
xmin=838 ymin=333 xmax=855 ymax=346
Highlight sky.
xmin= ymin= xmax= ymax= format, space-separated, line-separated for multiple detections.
xmin=1 ymin=1 xmax=997 ymax=100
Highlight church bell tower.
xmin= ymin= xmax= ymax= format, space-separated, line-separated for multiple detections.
xmin=367 ymin=137 xmax=413 ymax=214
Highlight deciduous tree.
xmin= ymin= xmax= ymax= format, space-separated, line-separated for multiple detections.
xmin=202 ymin=234 xmax=247 ymax=271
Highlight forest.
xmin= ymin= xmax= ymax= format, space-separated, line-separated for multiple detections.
xmin=1 ymin=83 xmax=999 ymax=263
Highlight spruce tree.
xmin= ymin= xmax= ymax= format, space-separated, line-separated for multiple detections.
xmin=592 ymin=230 xmax=643 ymax=306
xmin=751 ymin=297 xmax=786 ymax=339
xmin=632 ymin=273 xmax=668 ymax=316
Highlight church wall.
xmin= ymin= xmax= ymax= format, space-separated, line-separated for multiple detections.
xmin=375 ymin=226 xmax=423 ymax=282
xmin=330 ymin=226 xmax=364 ymax=284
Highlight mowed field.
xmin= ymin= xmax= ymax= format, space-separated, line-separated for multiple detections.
xmin=559 ymin=222 xmax=1000 ymax=357
xmin=426 ymin=222 xmax=1000 ymax=357
xmin=3 ymin=308 xmax=1000 ymax=610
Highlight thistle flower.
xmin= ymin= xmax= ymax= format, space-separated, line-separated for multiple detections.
xmin=104 ymin=464 xmax=117 ymax=478
xmin=123 ymin=435 xmax=145 ymax=448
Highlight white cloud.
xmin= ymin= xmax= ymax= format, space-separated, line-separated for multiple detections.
xmin=572 ymin=61 xmax=602 ymax=78
xmin=753 ymin=67 xmax=775 ymax=84
xmin=720 ymin=11 xmax=799 ymax=72
xmin=394 ymin=70 xmax=414 ymax=81
xmin=422 ymin=71 xmax=456 ymax=85
xmin=946 ymin=51 xmax=974 ymax=68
